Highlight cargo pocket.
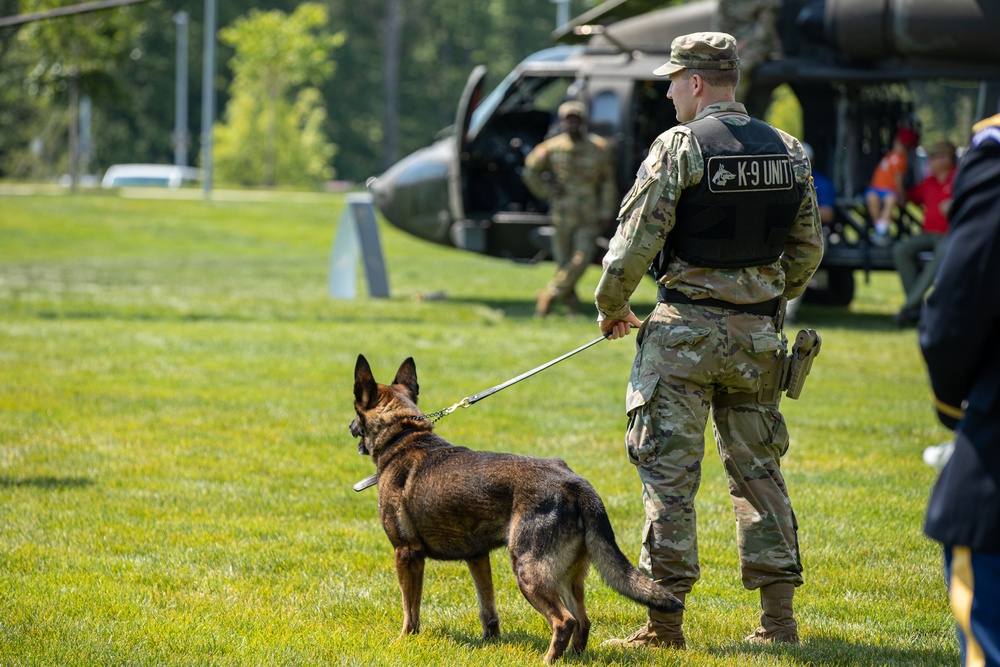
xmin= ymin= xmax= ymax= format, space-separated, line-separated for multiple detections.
xmin=735 ymin=330 xmax=783 ymax=392
xmin=765 ymin=404 xmax=791 ymax=458
xmin=749 ymin=330 xmax=783 ymax=355
xmin=625 ymin=373 xmax=660 ymax=466
xmin=659 ymin=326 xmax=712 ymax=351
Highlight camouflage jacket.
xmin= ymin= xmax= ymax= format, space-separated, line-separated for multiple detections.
xmin=595 ymin=102 xmax=824 ymax=323
xmin=522 ymin=132 xmax=617 ymax=220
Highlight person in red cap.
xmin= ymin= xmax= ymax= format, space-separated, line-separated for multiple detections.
xmin=865 ymin=127 xmax=920 ymax=246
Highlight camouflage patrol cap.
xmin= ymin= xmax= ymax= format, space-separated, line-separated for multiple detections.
xmin=558 ymin=100 xmax=588 ymax=119
xmin=653 ymin=32 xmax=740 ymax=76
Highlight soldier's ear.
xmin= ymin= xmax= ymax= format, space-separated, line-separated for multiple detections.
xmin=354 ymin=355 xmax=378 ymax=410
xmin=393 ymin=357 xmax=419 ymax=403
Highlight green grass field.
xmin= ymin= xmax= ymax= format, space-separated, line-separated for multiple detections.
xmin=1 ymin=191 xmax=957 ymax=666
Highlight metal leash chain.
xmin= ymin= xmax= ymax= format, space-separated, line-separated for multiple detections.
xmin=422 ymin=399 xmax=469 ymax=423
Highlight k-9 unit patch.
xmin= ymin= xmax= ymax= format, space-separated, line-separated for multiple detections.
xmin=707 ymin=154 xmax=794 ymax=193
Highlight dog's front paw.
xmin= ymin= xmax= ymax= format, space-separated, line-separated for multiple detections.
xmin=482 ymin=618 xmax=500 ymax=640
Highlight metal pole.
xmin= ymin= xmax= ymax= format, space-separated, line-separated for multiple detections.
xmin=68 ymin=68 xmax=79 ymax=193
xmin=173 ymin=11 xmax=189 ymax=167
xmin=200 ymin=0 xmax=216 ymax=196
xmin=552 ymin=0 xmax=569 ymax=29
xmin=79 ymin=93 xmax=92 ymax=178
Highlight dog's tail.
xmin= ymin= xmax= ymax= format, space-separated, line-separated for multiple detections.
xmin=582 ymin=492 xmax=684 ymax=613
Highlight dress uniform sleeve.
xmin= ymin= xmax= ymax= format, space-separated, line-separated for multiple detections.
xmin=595 ymin=129 xmax=699 ymax=321
xmin=522 ymin=140 xmax=554 ymax=201
xmin=919 ymin=131 xmax=1000 ymax=429
xmin=779 ymin=139 xmax=825 ymax=299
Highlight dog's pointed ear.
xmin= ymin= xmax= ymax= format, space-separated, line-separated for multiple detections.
xmin=393 ymin=357 xmax=419 ymax=402
xmin=354 ymin=354 xmax=378 ymax=409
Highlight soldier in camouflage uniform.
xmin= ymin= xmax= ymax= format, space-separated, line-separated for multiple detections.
xmin=597 ymin=33 xmax=824 ymax=649
xmin=522 ymin=101 xmax=616 ymax=316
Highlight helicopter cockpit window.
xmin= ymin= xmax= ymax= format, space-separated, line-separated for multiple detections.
xmin=463 ymin=74 xmax=575 ymax=216
xmin=588 ymin=90 xmax=620 ymax=139
xmin=467 ymin=45 xmax=577 ymax=139
xmin=629 ymin=79 xmax=676 ymax=181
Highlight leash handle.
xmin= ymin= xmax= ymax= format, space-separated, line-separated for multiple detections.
xmin=353 ymin=473 xmax=378 ymax=492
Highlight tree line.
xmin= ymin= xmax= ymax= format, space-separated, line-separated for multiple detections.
xmin=0 ymin=0 xmax=598 ymax=187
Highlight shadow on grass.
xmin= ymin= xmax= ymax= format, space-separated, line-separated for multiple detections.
xmin=708 ymin=635 xmax=956 ymax=666
xmin=0 ymin=475 xmax=94 ymax=490
xmin=448 ymin=626 xmax=693 ymax=665
xmin=447 ymin=626 xmax=550 ymax=657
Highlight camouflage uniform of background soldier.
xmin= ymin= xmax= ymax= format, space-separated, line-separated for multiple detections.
xmin=713 ymin=0 xmax=783 ymax=103
xmin=522 ymin=101 xmax=616 ymax=317
xmin=596 ymin=32 xmax=824 ymax=650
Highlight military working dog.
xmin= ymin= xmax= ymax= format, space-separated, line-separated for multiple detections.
xmin=350 ymin=355 xmax=683 ymax=663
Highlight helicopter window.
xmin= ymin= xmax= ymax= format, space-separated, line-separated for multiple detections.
xmin=497 ymin=76 xmax=573 ymax=117
xmin=467 ymin=45 xmax=578 ymax=138
xmin=628 ymin=79 xmax=676 ymax=182
xmin=462 ymin=75 xmax=576 ymax=217
xmin=589 ymin=90 xmax=620 ymax=139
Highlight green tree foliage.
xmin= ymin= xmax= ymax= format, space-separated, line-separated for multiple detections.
xmin=0 ymin=0 xmax=664 ymax=184
xmin=4 ymin=0 xmax=993 ymax=187
xmin=323 ymin=0 xmax=567 ymax=181
xmin=213 ymin=3 xmax=344 ymax=187
xmin=764 ymin=84 xmax=804 ymax=140
xmin=13 ymin=0 xmax=145 ymax=91
xmin=0 ymin=0 xmax=146 ymax=178
xmin=215 ymin=87 xmax=337 ymax=187
xmin=911 ymin=81 xmax=979 ymax=147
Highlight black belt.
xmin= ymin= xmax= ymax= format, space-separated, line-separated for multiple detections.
xmin=657 ymin=286 xmax=779 ymax=318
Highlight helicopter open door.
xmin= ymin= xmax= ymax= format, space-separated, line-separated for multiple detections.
xmin=448 ymin=53 xmax=579 ymax=259
xmin=449 ymin=65 xmax=487 ymax=226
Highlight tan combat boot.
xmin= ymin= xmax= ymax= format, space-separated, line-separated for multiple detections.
xmin=744 ymin=582 xmax=799 ymax=644
xmin=603 ymin=592 xmax=686 ymax=649
xmin=535 ymin=289 xmax=555 ymax=318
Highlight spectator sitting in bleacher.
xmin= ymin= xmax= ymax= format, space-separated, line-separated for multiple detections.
xmin=865 ymin=127 xmax=920 ymax=246
xmin=891 ymin=140 xmax=957 ymax=327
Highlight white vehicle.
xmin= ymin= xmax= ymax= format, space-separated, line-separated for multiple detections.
xmin=101 ymin=164 xmax=199 ymax=189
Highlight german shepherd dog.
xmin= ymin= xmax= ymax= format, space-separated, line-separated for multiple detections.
xmin=350 ymin=355 xmax=683 ymax=663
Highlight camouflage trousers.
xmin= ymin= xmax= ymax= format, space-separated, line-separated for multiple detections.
xmin=624 ymin=302 xmax=803 ymax=594
xmin=547 ymin=209 xmax=599 ymax=300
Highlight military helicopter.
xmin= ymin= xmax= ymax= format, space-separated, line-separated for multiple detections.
xmin=368 ymin=0 xmax=1000 ymax=306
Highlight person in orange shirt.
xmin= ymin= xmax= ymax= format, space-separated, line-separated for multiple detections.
xmin=865 ymin=127 xmax=919 ymax=245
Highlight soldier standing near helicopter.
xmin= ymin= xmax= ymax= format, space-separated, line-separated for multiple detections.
xmin=522 ymin=101 xmax=616 ymax=317
xmin=597 ymin=32 xmax=824 ymax=650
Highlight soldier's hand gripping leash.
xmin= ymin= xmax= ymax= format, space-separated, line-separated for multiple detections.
xmin=352 ymin=328 xmax=623 ymax=492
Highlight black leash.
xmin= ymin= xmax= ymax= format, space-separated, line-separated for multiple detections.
xmin=353 ymin=330 xmax=615 ymax=492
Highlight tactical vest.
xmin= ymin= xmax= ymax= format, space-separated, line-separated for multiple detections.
xmin=660 ymin=113 xmax=805 ymax=270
